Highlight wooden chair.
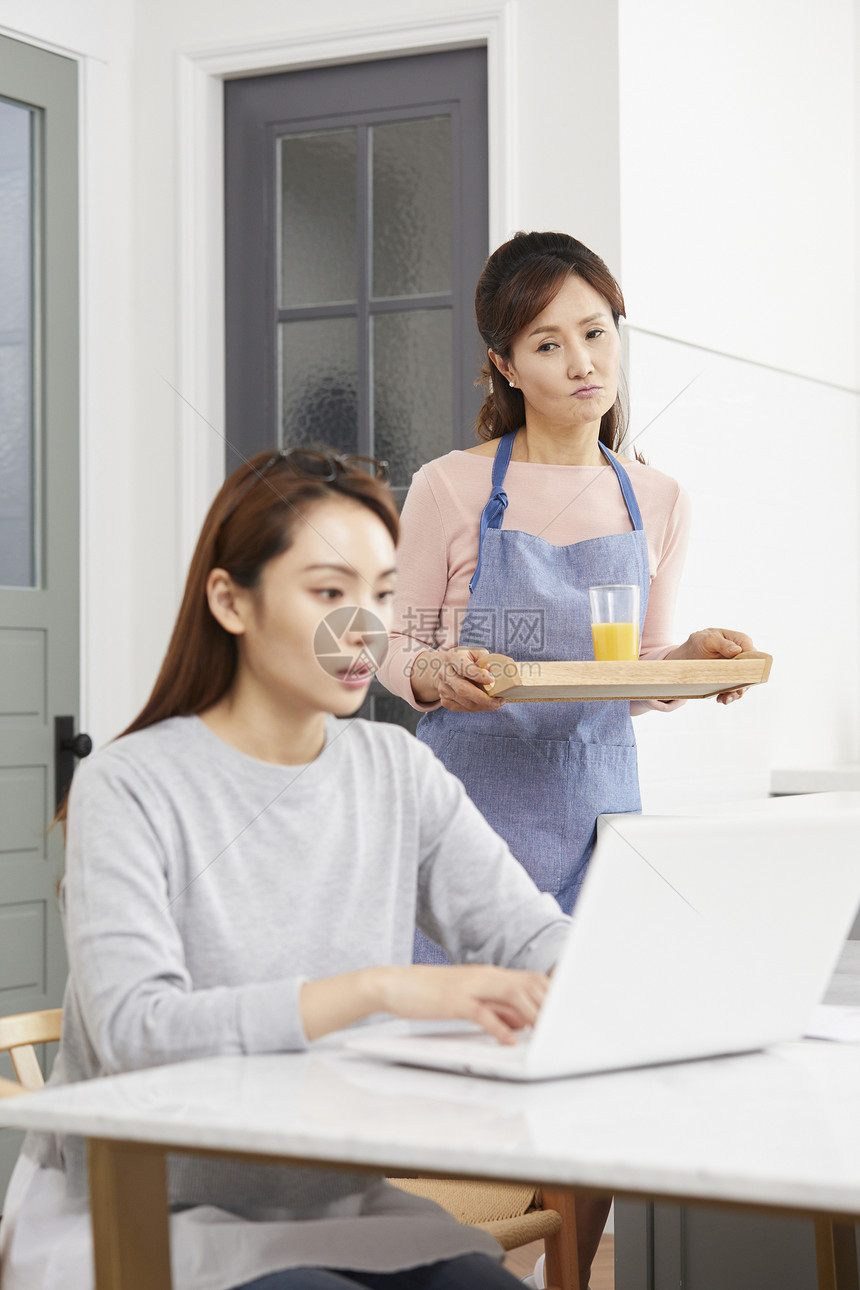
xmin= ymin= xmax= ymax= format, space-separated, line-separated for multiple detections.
xmin=0 ymin=1013 xmax=586 ymax=1286
xmin=389 ymin=1178 xmax=583 ymax=1289
xmin=0 ymin=1008 xmax=63 ymax=1097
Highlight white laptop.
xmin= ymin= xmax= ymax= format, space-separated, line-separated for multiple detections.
xmin=345 ymin=795 xmax=860 ymax=1081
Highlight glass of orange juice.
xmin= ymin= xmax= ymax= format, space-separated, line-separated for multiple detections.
xmin=588 ymin=585 xmax=640 ymax=660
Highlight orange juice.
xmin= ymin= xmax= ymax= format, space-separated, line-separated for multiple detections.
xmin=591 ymin=622 xmax=639 ymax=661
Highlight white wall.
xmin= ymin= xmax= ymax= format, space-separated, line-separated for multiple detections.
xmin=0 ymin=0 xmax=135 ymax=751
xmin=627 ymin=330 xmax=859 ymax=808
xmin=618 ymin=0 xmax=860 ymax=804
xmin=618 ymin=0 xmax=856 ymax=390
xmin=0 ymin=0 xmax=120 ymax=61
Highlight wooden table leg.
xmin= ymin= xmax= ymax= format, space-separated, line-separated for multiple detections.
xmin=814 ymin=1217 xmax=860 ymax=1290
xmin=541 ymin=1185 xmax=582 ymax=1290
xmin=89 ymin=1138 xmax=173 ymax=1290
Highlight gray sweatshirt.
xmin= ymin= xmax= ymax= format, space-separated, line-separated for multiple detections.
xmin=28 ymin=714 xmax=571 ymax=1212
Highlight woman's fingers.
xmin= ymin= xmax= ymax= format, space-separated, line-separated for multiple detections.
xmin=716 ymin=685 xmax=749 ymax=705
xmin=438 ymin=648 xmax=505 ymax=712
xmin=464 ymin=999 xmax=519 ymax=1044
xmin=380 ymin=966 xmax=550 ymax=1043
xmin=687 ymin=630 xmax=755 ymax=701
xmin=491 ymin=1003 xmax=534 ymax=1029
xmin=462 ymin=996 xmax=538 ymax=1045
xmin=721 ymin=628 xmax=755 ymax=652
xmin=415 ymin=648 xmax=497 ymax=707
xmin=666 ymin=627 xmax=757 ymax=665
xmin=672 ymin=629 xmax=756 ymax=702
xmin=711 ymin=628 xmax=754 ymax=657
xmin=462 ymin=648 xmax=495 ymax=682
xmin=458 ymin=969 xmax=548 ymax=1037
xmin=476 ymin=991 xmax=543 ymax=1031
xmin=691 ymin=629 xmax=739 ymax=658
xmin=440 ymin=687 xmax=504 ymax=713
xmin=690 ymin=627 xmax=755 ymax=658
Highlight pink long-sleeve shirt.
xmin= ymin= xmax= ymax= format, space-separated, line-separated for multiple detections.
xmin=378 ymin=450 xmax=692 ymax=711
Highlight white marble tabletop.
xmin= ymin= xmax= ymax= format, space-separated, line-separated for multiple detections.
xmin=3 ymin=1011 xmax=860 ymax=1219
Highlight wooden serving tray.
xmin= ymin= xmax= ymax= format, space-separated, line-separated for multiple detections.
xmin=482 ymin=651 xmax=773 ymax=702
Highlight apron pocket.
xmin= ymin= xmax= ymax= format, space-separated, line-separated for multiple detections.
xmin=443 ymin=732 xmax=570 ymax=897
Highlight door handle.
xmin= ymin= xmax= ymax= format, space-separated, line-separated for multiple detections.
xmin=54 ymin=716 xmax=93 ymax=813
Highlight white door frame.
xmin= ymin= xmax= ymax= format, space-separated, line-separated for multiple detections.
xmin=175 ymin=5 xmax=516 ymax=573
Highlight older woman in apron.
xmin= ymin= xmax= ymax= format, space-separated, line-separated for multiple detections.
xmin=417 ymin=428 xmax=650 ymax=918
xmin=377 ymin=231 xmax=753 ymax=962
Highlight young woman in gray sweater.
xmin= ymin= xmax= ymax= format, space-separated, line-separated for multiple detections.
xmin=0 ymin=449 xmax=586 ymax=1290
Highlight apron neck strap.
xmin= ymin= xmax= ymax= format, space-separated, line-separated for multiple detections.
xmin=468 ymin=432 xmax=515 ymax=594
xmin=491 ymin=428 xmax=516 ymax=488
xmin=599 ymin=442 xmax=644 ymax=531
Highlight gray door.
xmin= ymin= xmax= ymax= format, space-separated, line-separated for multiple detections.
xmin=0 ymin=35 xmax=80 ymax=1199
xmin=616 ymin=1199 xmax=860 ymax=1289
xmin=224 ymin=49 xmax=488 ymax=732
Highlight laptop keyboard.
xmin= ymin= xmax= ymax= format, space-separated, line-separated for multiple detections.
xmin=394 ymin=1029 xmax=532 ymax=1069
xmin=425 ymin=1029 xmax=531 ymax=1047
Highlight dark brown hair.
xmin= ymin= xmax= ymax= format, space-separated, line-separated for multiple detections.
xmin=56 ymin=450 xmax=398 ymax=825
xmin=474 ymin=230 xmax=631 ymax=452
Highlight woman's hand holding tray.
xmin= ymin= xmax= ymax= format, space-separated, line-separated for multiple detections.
xmin=482 ymin=652 xmax=773 ymax=702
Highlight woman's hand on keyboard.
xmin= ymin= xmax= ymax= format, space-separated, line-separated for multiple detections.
xmin=374 ymin=964 xmax=548 ymax=1045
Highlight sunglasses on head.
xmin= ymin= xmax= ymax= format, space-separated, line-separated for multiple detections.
xmin=218 ymin=448 xmax=390 ymax=535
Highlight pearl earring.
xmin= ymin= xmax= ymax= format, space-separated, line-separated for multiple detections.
xmin=508 ymin=380 xmax=515 ymax=388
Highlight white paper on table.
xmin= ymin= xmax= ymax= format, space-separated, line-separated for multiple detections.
xmin=804 ymin=1004 xmax=860 ymax=1043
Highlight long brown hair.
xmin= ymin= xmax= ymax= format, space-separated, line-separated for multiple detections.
xmin=56 ymin=450 xmax=399 ymax=825
xmin=474 ymin=230 xmax=633 ymax=454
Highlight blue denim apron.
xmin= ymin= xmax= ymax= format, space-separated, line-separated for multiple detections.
xmin=415 ymin=431 xmax=650 ymax=963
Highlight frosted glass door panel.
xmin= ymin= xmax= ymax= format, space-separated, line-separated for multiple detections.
xmin=279 ymin=129 xmax=357 ymax=308
xmin=373 ymin=310 xmax=453 ymax=487
xmin=372 ymin=118 xmax=452 ymax=299
xmin=279 ymin=317 xmax=358 ymax=455
xmin=0 ymin=98 xmax=36 ymax=588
